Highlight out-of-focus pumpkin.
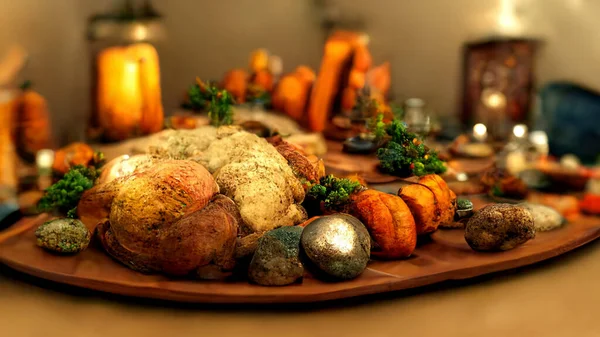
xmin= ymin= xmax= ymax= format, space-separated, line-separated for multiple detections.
xmin=272 ymin=66 xmax=315 ymax=121
xmin=52 ymin=142 xmax=95 ymax=175
xmin=307 ymin=37 xmax=354 ymax=132
xmin=251 ymin=69 xmax=274 ymax=92
xmin=222 ymin=68 xmax=248 ymax=104
xmin=95 ymin=43 xmax=164 ymax=141
xmin=14 ymin=83 xmax=53 ymax=157
xmin=367 ymin=62 xmax=391 ymax=100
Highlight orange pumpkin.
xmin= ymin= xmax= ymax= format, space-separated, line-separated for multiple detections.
xmin=350 ymin=189 xmax=417 ymax=259
xmin=52 ymin=142 xmax=95 ymax=175
xmin=221 ymin=68 xmax=248 ymax=104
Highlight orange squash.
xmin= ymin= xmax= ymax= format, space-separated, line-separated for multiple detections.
xmin=52 ymin=142 xmax=95 ymax=175
xmin=251 ymin=69 xmax=274 ymax=92
xmin=350 ymin=189 xmax=417 ymax=259
xmin=307 ymin=38 xmax=353 ymax=131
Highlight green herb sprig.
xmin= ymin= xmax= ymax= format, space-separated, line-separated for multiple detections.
xmin=373 ymin=117 xmax=446 ymax=177
xmin=306 ymin=175 xmax=364 ymax=211
xmin=38 ymin=165 xmax=100 ymax=218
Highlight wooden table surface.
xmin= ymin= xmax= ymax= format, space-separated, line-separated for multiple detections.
xmin=1 ymin=235 xmax=599 ymax=336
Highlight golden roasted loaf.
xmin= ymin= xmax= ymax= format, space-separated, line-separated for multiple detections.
xmin=147 ymin=126 xmax=308 ymax=234
xmin=81 ymin=160 xmax=241 ymax=278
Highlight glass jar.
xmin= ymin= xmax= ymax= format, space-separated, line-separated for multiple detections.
xmin=87 ymin=0 xmax=166 ymax=143
xmin=403 ymin=98 xmax=431 ymax=140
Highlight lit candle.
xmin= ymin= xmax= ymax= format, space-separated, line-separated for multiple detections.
xmin=513 ymin=124 xmax=528 ymax=139
xmin=36 ymin=149 xmax=54 ymax=190
xmin=36 ymin=149 xmax=55 ymax=175
xmin=473 ymin=123 xmax=488 ymax=142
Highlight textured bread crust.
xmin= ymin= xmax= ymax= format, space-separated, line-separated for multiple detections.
xmin=149 ymin=127 xmax=308 ymax=234
xmin=97 ymin=194 xmax=241 ymax=279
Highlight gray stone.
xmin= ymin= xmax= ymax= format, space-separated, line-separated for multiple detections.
xmin=519 ymin=202 xmax=565 ymax=232
xmin=35 ymin=218 xmax=91 ymax=254
xmin=248 ymin=226 xmax=304 ymax=286
xmin=465 ymin=204 xmax=535 ymax=251
xmin=301 ymin=214 xmax=370 ymax=280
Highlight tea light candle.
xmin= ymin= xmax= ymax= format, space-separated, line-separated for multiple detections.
xmin=473 ymin=123 xmax=488 ymax=142
xmin=513 ymin=124 xmax=528 ymax=139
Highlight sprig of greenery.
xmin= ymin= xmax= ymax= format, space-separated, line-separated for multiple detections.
xmin=190 ymin=78 xmax=236 ymax=126
xmin=375 ymin=117 xmax=446 ymax=177
xmin=306 ymin=175 xmax=364 ymax=211
xmin=38 ymin=165 xmax=99 ymax=218
xmin=368 ymin=113 xmax=387 ymax=142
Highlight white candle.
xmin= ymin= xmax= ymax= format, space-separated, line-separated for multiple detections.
xmin=473 ymin=123 xmax=488 ymax=142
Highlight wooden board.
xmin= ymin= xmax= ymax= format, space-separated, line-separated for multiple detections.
xmin=2 ymin=198 xmax=600 ymax=304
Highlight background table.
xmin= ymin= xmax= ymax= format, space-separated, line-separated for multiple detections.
xmin=1 ymin=238 xmax=599 ymax=337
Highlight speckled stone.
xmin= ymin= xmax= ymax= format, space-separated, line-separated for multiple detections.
xmin=35 ymin=218 xmax=91 ymax=254
xmin=465 ymin=204 xmax=535 ymax=251
xmin=300 ymin=214 xmax=370 ymax=280
xmin=248 ymin=226 xmax=304 ymax=286
xmin=519 ymin=202 xmax=565 ymax=232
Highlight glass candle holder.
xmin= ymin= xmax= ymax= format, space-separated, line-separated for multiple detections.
xmin=87 ymin=0 xmax=166 ymax=143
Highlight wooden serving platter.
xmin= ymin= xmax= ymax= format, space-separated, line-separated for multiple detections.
xmin=2 ymin=197 xmax=600 ymax=304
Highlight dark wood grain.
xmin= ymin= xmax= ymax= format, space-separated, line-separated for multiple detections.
xmin=1 ymin=195 xmax=599 ymax=304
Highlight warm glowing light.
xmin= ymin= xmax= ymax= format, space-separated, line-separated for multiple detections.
xmin=482 ymin=90 xmax=506 ymax=109
xmin=131 ymin=23 xmax=148 ymax=41
xmin=560 ymin=154 xmax=581 ymax=170
xmin=36 ymin=149 xmax=55 ymax=170
xmin=529 ymin=131 xmax=548 ymax=146
xmin=506 ymin=150 xmax=527 ymax=174
xmin=456 ymin=172 xmax=469 ymax=182
xmin=530 ymin=130 xmax=549 ymax=156
xmin=497 ymin=0 xmax=522 ymax=35
xmin=326 ymin=223 xmax=356 ymax=254
xmin=513 ymin=124 xmax=528 ymax=138
xmin=473 ymin=123 xmax=488 ymax=142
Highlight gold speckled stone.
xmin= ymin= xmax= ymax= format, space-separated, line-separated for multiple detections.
xmin=35 ymin=218 xmax=91 ymax=254
xmin=300 ymin=214 xmax=370 ymax=280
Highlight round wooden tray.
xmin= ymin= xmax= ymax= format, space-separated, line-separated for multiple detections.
xmin=1 ymin=196 xmax=600 ymax=304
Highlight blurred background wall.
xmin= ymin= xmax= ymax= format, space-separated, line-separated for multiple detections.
xmin=0 ymin=0 xmax=598 ymax=144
